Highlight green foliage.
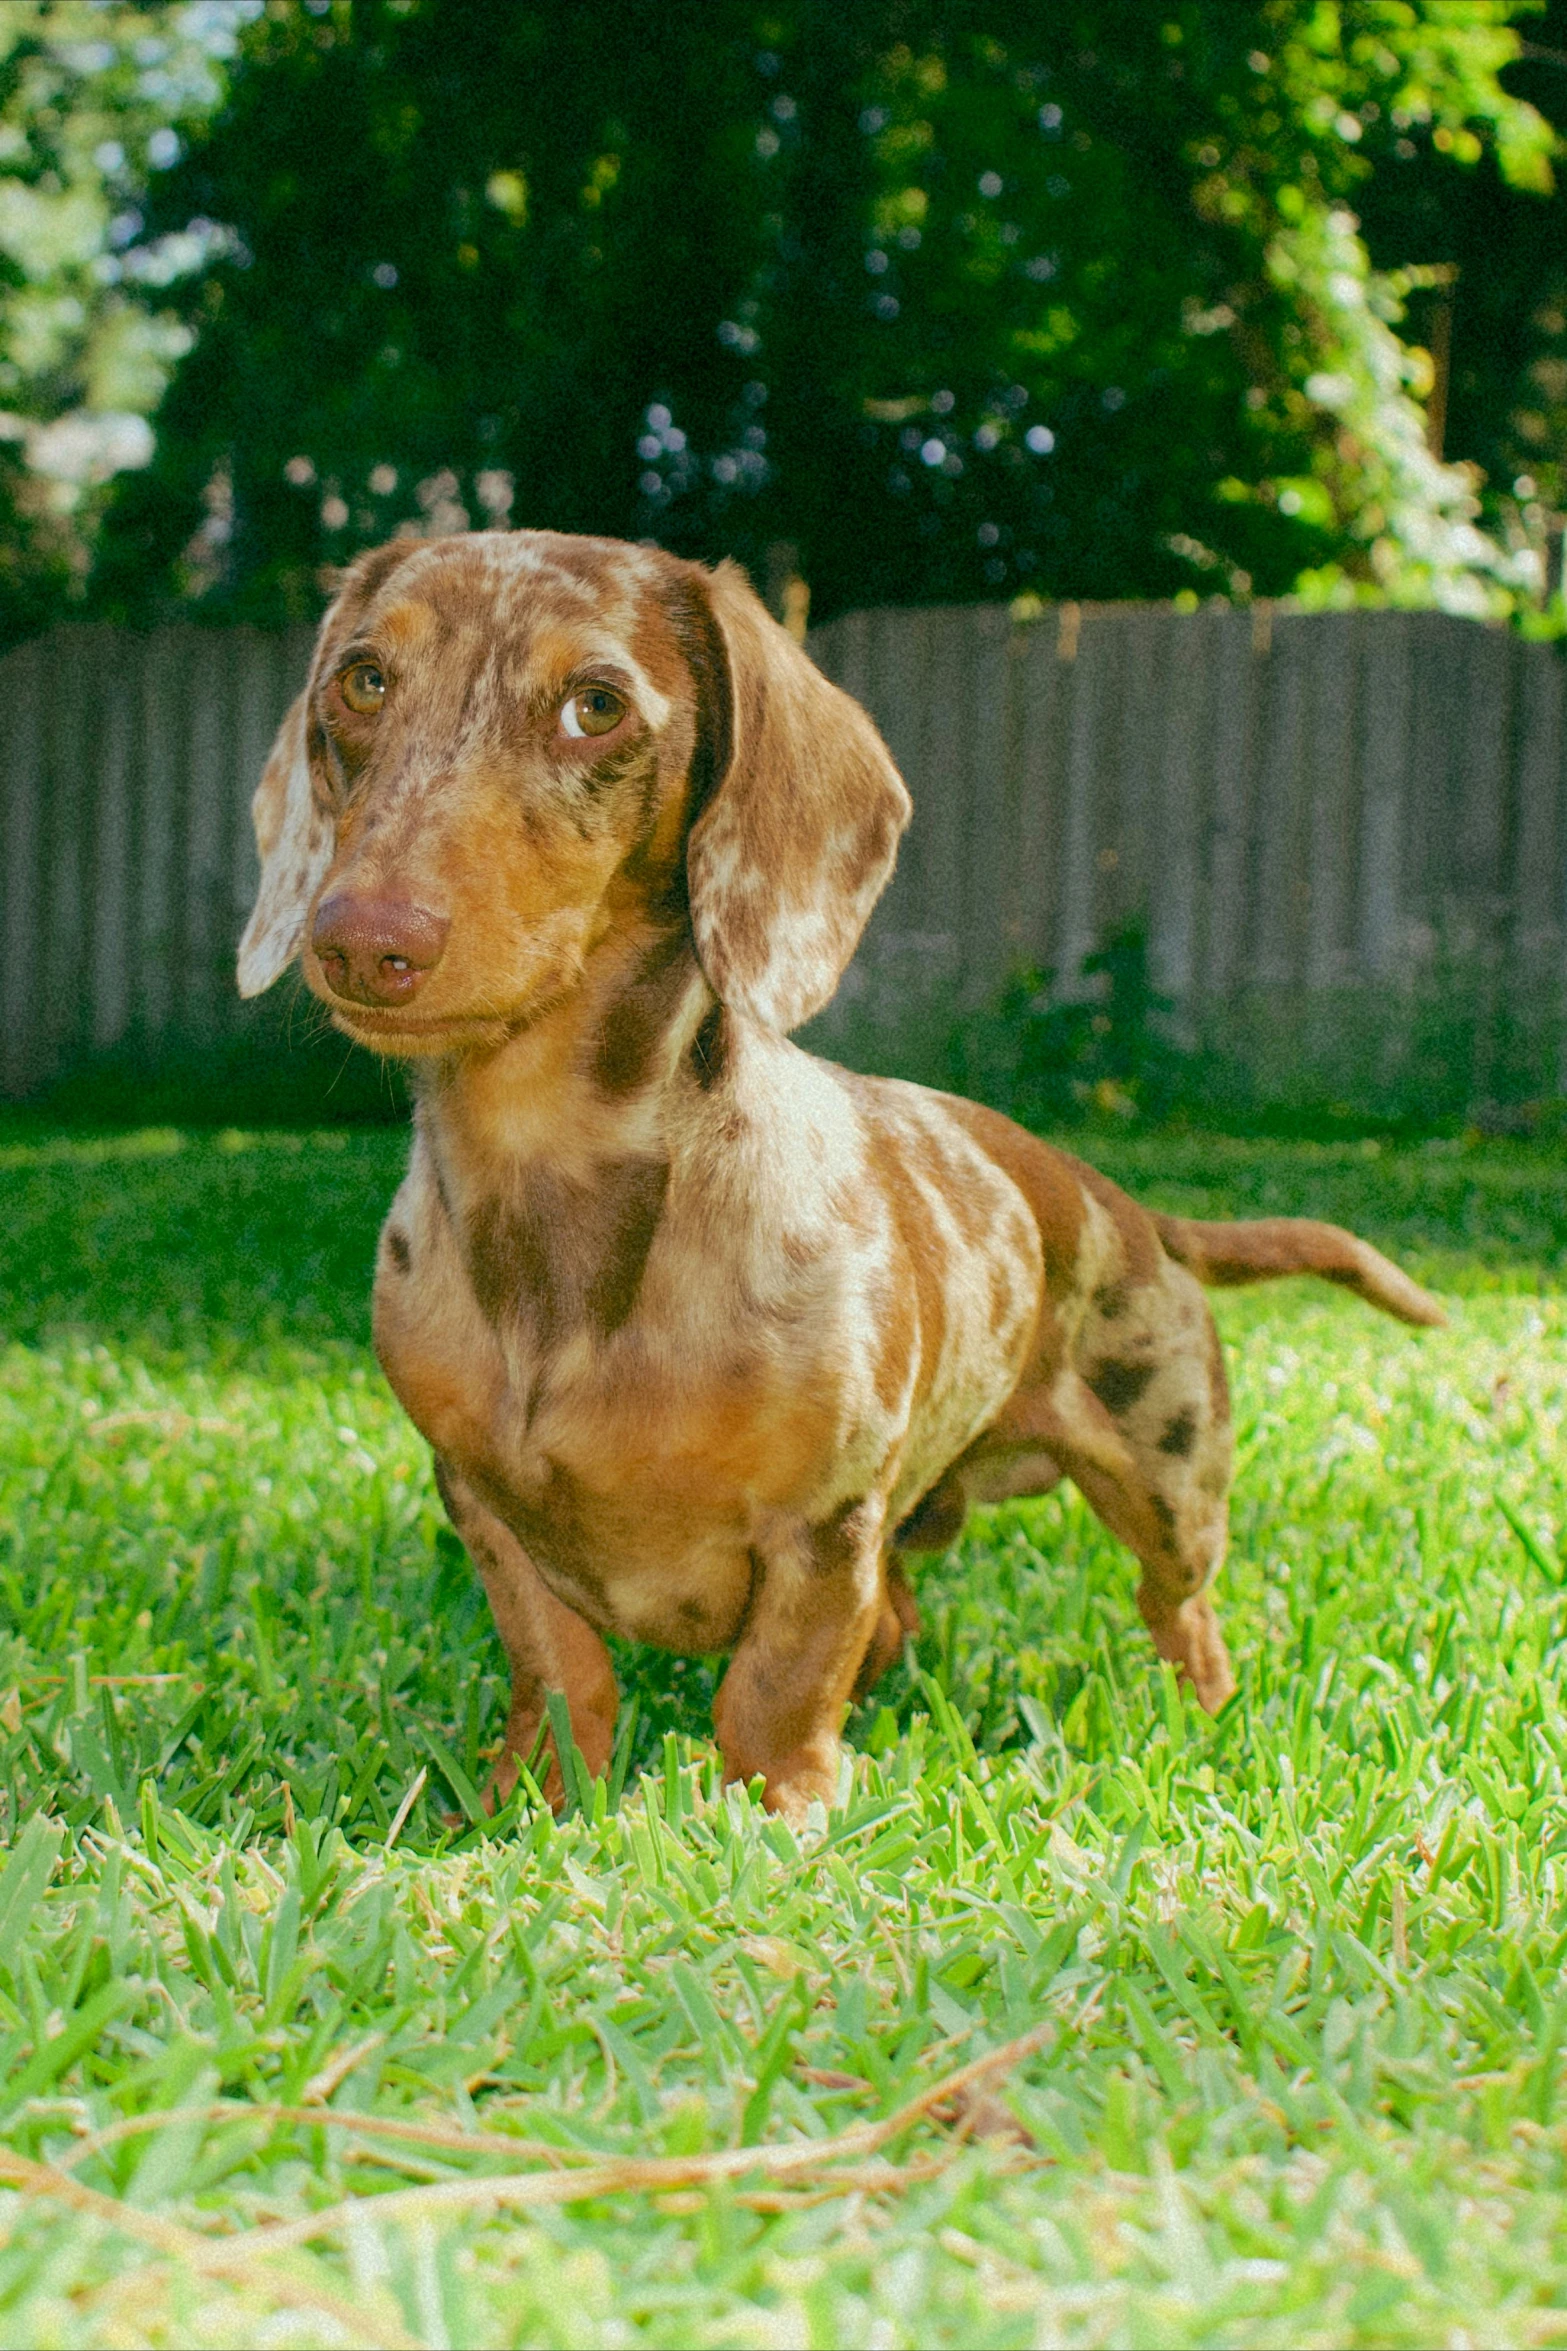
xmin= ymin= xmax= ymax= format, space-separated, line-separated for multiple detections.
xmin=74 ymin=0 xmax=1554 ymax=633
xmin=926 ymin=916 xmax=1567 ymax=1143
xmin=0 ymin=3 xmax=247 ymax=640
xmin=947 ymin=923 xmax=1195 ymax=1127
xmin=3 ymin=1125 xmax=1567 ymax=2336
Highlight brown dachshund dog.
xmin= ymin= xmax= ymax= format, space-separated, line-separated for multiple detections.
xmin=239 ymin=530 xmax=1442 ymax=1822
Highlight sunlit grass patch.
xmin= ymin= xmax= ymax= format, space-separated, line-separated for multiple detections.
xmin=2 ymin=1123 xmax=1567 ymax=2344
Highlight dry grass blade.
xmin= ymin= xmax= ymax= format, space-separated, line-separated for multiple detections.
xmin=385 ymin=1763 xmax=427 ymax=1849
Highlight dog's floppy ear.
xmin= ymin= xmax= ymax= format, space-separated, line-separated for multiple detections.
xmin=236 ymin=687 xmax=331 ymax=998
xmin=683 ymin=559 xmax=910 ymax=1033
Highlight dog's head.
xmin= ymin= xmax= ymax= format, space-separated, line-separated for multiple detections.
xmin=237 ymin=530 xmax=909 ymax=1051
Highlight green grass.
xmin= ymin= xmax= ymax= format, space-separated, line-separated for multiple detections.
xmin=3 ymin=1122 xmax=1567 ymax=2346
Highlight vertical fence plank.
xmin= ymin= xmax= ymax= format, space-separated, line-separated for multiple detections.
xmin=135 ymin=630 xmax=186 ymax=1043
xmin=41 ymin=629 xmax=101 ymax=1078
xmin=917 ymin=611 xmax=978 ymax=1001
xmin=1400 ymin=613 xmax=1463 ymax=972
xmin=0 ymin=641 xmax=44 ymax=1094
xmin=833 ymin=603 xmax=941 ymax=1023
xmin=1457 ymin=621 xmax=1516 ymax=1103
xmin=229 ymin=631 xmax=282 ymax=944
xmin=183 ymin=644 xmax=230 ymax=1036
xmin=1084 ymin=608 xmax=1128 ymax=952
xmin=1456 ymin=622 xmax=1515 ymax=906
xmin=960 ymin=604 xmax=1016 ymax=1002
xmin=1355 ymin=609 xmax=1413 ymax=979
xmin=1012 ymin=617 xmax=1067 ymax=975
xmin=1249 ymin=614 xmax=1312 ymax=985
xmin=878 ymin=601 xmax=939 ymax=953
xmin=1506 ymin=643 xmax=1565 ymax=1097
xmin=1304 ymin=612 xmax=1359 ymax=989
xmin=1511 ymin=644 xmax=1563 ymax=968
xmin=1197 ymin=608 xmax=1257 ymax=1001
xmin=1110 ymin=605 xmax=1166 ymax=942
xmin=90 ymin=631 xmax=135 ymax=1050
xmin=1149 ymin=607 xmax=1208 ymax=1003
xmin=1055 ymin=605 xmax=1108 ymax=989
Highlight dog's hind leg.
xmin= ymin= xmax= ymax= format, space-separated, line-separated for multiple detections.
xmin=979 ymin=1255 xmax=1238 ymax=1712
xmin=1055 ymin=1260 xmax=1238 ymax=1711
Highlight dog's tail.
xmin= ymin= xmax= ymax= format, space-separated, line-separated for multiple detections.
xmin=1152 ymin=1213 xmax=1445 ymax=1328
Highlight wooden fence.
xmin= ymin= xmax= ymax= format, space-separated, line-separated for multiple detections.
xmin=0 ymin=623 xmax=315 ymax=1099
xmin=3 ymin=601 xmax=1566 ymax=1102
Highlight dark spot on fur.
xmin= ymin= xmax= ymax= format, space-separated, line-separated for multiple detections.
xmin=690 ymin=1001 xmax=727 ymax=1090
xmin=385 ymin=1227 xmax=411 ymax=1273
xmin=1205 ymin=1317 xmax=1231 ymax=1424
xmin=812 ymin=1498 xmax=879 ymax=1576
xmin=1088 ymin=1358 xmax=1156 ymax=1416
xmin=1158 ymin=1407 xmax=1196 ymax=1458
xmin=1150 ymin=1494 xmax=1178 ymax=1546
xmin=586 ymin=1162 xmax=669 ymax=1335
xmin=895 ymin=1477 xmax=968 ymax=1553
xmin=1093 ymin=1282 xmax=1129 ymax=1321
xmin=497 ymin=1461 xmax=609 ymax=1613
xmin=592 ymin=931 xmax=695 ymax=1096
xmin=467 ymin=1156 xmax=668 ymax=1344
xmin=429 ymin=1145 xmax=455 ymax=1230
xmin=661 ymin=573 xmax=732 ymax=837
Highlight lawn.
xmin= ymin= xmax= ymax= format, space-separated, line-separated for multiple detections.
xmin=2 ymin=1119 xmax=1567 ymax=2347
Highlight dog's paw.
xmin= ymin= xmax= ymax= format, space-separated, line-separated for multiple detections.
xmin=756 ymin=1750 xmax=839 ymax=1831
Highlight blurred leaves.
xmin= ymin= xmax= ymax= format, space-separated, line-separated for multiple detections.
xmin=0 ymin=3 xmax=249 ymax=637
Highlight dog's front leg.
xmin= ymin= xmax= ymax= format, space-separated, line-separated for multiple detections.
xmin=434 ymin=1461 xmax=619 ymax=1811
xmin=712 ymin=1497 xmax=887 ymax=1825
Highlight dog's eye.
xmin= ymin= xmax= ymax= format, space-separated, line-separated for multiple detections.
xmin=338 ymin=661 xmax=386 ymax=716
xmin=560 ymin=687 xmax=626 ymax=739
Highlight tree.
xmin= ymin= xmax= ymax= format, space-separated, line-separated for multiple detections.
xmin=1355 ymin=0 xmax=1567 ymax=591
xmin=0 ymin=1 xmax=248 ymax=641
xmin=86 ymin=0 xmax=1561 ymax=625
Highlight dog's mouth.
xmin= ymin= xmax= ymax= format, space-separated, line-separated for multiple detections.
xmin=325 ymin=1003 xmax=513 ymax=1055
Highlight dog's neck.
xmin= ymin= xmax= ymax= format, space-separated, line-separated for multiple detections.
xmin=413 ymin=909 xmax=715 ymax=1201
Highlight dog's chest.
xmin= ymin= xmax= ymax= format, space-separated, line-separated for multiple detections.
xmin=374 ymin=1161 xmax=870 ymax=1645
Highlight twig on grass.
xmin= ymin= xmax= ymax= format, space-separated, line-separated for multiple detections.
xmin=651 ymin=2157 xmax=954 ymax=2213
xmin=151 ymin=2017 xmax=1055 ymax=2268
xmin=9 ymin=2019 xmax=1052 ymax=2287
xmin=49 ymin=2097 xmax=571 ymax=2174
